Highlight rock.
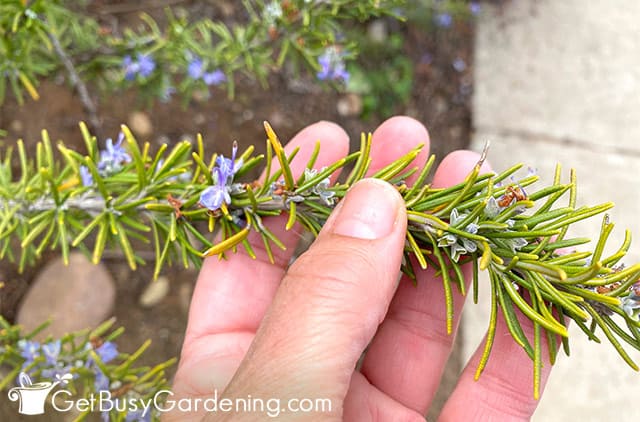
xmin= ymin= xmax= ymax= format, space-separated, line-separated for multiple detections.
xmin=128 ymin=111 xmax=153 ymax=138
xmin=139 ymin=275 xmax=170 ymax=308
xmin=16 ymin=253 xmax=115 ymax=339
xmin=268 ymin=110 xmax=286 ymax=128
xmin=336 ymin=93 xmax=363 ymax=117
xmin=242 ymin=109 xmax=254 ymax=121
xmin=10 ymin=120 xmax=23 ymax=133
xmin=367 ymin=19 xmax=388 ymax=43
xmin=217 ymin=1 xmax=235 ymax=17
xmin=193 ymin=112 xmax=207 ymax=126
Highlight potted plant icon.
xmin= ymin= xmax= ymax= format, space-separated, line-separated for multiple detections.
xmin=8 ymin=372 xmax=73 ymax=415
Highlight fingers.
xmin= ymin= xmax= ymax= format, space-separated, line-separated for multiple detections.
xmin=184 ymin=121 xmax=349 ymax=342
xmin=174 ymin=122 xmax=349 ymax=398
xmin=439 ymin=311 xmax=554 ymax=421
xmin=360 ymin=150 xmax=492 ymax=414
xmin=366 ymin=116 xmax=431 ymax=182
xmin=221 ymin=179 xmax=407 ymax=411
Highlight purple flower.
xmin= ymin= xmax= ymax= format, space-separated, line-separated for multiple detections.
xmin=98 ymin=132 xmax=131 ymax=173
xmin=200 ymin=182 xmax=231 ymax=211
xmin=122 ymin=53 xmax=155 ymax=80
xmin=137 ymin=54 xmax=156 ymax=77
xmin=42 ymin=340 xmax=61 ymax=365
xmin=188 ymin=57 xmax=226 ymax=86
xmin=200 ymin=143 xmax=242 ymax=211
xmin=96 ymin=341 xmax=118 ymax=364
xmin=316 ymin=48 xmax=350 ymax=82
xmin=203 ymin=70 xmax=226 ymax=86
xmin=470 ymin=1 xmax=481 ymax=15
xmin=452 ymin=57 xmax=467 ymax=72
xmin=187 ymin=58 xmax=204 ymax=79
xmin=80 ymin=165 xmax=93 ymax=186
xmin=94 ymin=367 xmax=110 ymax=392
xmin=215 ymin=141 xmax=242 ymax=185
xmin=103 ymin=133 xmax=130 ymax=164
xmin=18 ymin=340 xmax=40 ymax=366
xmin=435 ymin=13 xmax=453 ymax=28
xmin=122 ymin=55 xmax=136 ymax=81
xmin=41 ymin=363 xmax=74 ymax=380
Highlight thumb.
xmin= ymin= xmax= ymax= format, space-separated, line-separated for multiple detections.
xmin=223 ymin=178 xmax=406 ymax=413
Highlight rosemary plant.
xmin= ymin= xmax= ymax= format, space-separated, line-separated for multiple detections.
xmin=0 ymin=317 xmax=175 ymax=421
xmin=1 ymin=122 xmax=639 ymax=402
xmin=1 ymin=0 xmax=407 ymax=107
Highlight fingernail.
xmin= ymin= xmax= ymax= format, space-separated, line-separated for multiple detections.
xmin=331 ymin=179 xmax=400 ymax=239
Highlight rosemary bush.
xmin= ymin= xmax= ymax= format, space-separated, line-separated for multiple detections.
xmin=1 ymin=0 xmax=479 ymax=123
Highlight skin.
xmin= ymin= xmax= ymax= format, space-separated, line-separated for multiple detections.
xmin=166 ymin=116 xmax=554 ymax=421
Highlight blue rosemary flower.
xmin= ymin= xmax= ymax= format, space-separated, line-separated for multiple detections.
xmin=470 ymin=1 xmax=481 ymax=15
xmin=316 ymin=48 xmax=350 ymax=82
xmin=41 ymin=340 xmax=61 ymax=365
xmin=215 ymin=141 xmax=243 ymax=186
xmin=122 ymin=53 xmax=156 ymax=80
xmin=452 ymin=57 xmax=467 ymax=72
xmin=78 ymin=133 xmax=131 ymax=187
xmin=98 ymin=132 xmax=131 ymax=174
xmin=41 ymin=362 xmax=74 ymax=380
xmin=17 ymin=339 xmax=40 ymax=368
xmin=96 ymin=341 xmax=118 ymax=364
xmin=200 ymin=179 xmax=231 ymax=212
xmin=187 ymin=57 xmax=226 ymax=86
xmin=80 ymin=165 xmax=93 ymax=186
xmin=187 ymin=58 xmax=205 ymax=79
xmin=203 ymin=69 xmax=226 ymax=86
xmin=94 ymin=367 xmax=110 ymax=392
xmin=435 ymin=12 xmax=453 ymax=28
xmin=101 ymin=133 xmax=130 ymax=165
xmin=200 ymin=143 xmax=242 ymax=211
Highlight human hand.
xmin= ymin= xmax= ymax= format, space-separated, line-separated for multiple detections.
xmin=168 ymin=117 xmax=554 ymax=421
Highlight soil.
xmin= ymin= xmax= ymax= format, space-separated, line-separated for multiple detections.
xmin=0 ymin=2 xmax=475 ymax=419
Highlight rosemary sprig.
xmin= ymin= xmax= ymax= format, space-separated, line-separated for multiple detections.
xmin=0 ymin=122 xmax=639 ymax=399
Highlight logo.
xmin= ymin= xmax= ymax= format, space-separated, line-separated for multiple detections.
xmin=7 ymin=372 xmax=72 ymax=415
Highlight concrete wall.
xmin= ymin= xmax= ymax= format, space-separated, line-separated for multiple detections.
xmin=468 ymin=1 xmax=640 ymax=420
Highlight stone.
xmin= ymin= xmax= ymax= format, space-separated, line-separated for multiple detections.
xmin=139 ymin=275 xmax=170 ymax=308
xmin=268 ymin=110 xmax=286 ymax=128
xmin=16 ymin=252 xmax=115 ymax=339
xmin=367 ymin=19 xmax=388 ymax=43
xmin=336 ymin=93 xmax=363 ymax=117
xmin=193 ymin=112 xmax=207 ymax=126
xmin=10 ymin=120 xmax=23 ymax=133
xmin=128 ymin=111 xmax=153 ymax=139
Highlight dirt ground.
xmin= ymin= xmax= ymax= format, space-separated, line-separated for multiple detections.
xmin=0 ymin=2 xmax=474 ymax=419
